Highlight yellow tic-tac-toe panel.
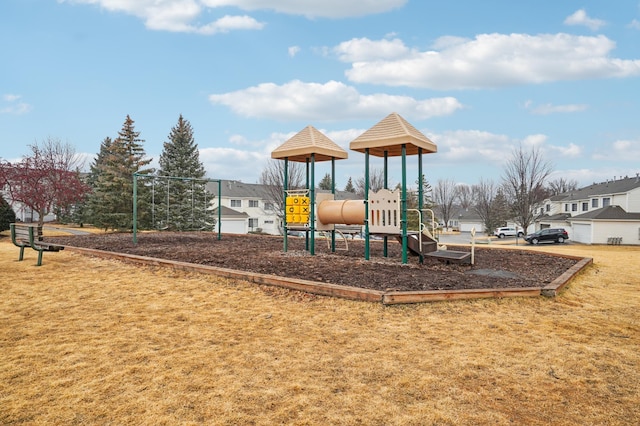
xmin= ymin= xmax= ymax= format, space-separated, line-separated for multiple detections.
xmin=286 ymin=196 xmax=310 ymax=223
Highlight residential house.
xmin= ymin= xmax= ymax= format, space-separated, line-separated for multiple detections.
xmin=536 ymin=174 xmax=640 ymax=245
xmin=208 ymin=180 xmax=280 ymax=235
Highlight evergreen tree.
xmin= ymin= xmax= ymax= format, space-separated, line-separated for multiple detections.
xmin=405 ymin=175 xmax=434 ymax=231
xmin=87 ymin=116 xmax=153 ymax=231
xmin=344 ymin=177 xmax=355 ymax=193
xmin=318 ymin=173 xmax=332 ymax=190
xmin=0 ymin=194 xmax=16 ymax=232
xmin=491 ymin=188 xmax=511 ymax=229
xmin=156 ymin=115 xmax=213 ymax=231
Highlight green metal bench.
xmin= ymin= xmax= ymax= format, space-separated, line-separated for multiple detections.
xmin=10 ymin=223 xmax=64 ymax=266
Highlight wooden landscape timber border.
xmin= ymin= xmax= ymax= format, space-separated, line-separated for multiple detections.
xmin=63 ymin=246 xmax=592 ymax=305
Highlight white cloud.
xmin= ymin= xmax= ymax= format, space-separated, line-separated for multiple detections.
xmin=60 ymin=0 xmax=405 ymax=33
xmin=198 ymin=15 xmax=264 ymax=34
xmin=333 ymin=37 xmax=413 ymax=62
xmin=3 ymin=94 xmax=22 ymax=102
xmin=428 ymin=129 xmax=583 ymax=166
xmin=431 ymin=130 xmax=511 ymax=163
xmin=61 ymin=0 xmax=264 ymax=33
xmin=564 ymin=9 xmax=606 ymax=31
xmin=527 ymin=102 xmax=589 ymax=115
xmin=592 ymin=139 xmax=640 ymax=162
xmin=288 ymin=46 xmax=300 ymax=57
xmin=629 ymin=19 xmax=640 ymax=30
xmin=200 ymin=0 xmax=407 ymax=18
xmin=341 ymin=34 xmax=640 ymax=89
xmin=549 ymin=142 xmax=582 ymax=157
xmin=209 ymin=80 xmax=463 ymax=120
xmin=1 ymin=94 xmax=32 ymax=115
xmin=200 ymin=146 xmax=269 ymax=182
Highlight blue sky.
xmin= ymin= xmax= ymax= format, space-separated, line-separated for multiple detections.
xmin=2 ymin=0 xmax=640 ymax=189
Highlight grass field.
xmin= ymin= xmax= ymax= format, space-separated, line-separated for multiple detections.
xmin=1 ymin=235 xmax=638 ymax=425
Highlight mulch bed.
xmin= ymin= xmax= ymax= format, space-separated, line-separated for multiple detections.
xmin=48 ymin=232 xmax=580 ymax=292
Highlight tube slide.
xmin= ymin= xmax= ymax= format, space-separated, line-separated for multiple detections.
xmin=317 ymin=200 xmax=365 ymax=226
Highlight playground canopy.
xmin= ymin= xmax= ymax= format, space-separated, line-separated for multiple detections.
xmin=349 ymin=112 xmax=437 ymax=157
xmin=271 ymin=125 xmax=348 ymax=162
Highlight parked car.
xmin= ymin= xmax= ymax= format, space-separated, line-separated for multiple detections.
xmin=493 ymin=226 xmax=524 ymax=238
xmin=524 ymin=228 xmax=569 ymax=245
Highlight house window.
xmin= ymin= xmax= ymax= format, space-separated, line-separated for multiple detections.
xmin=546 ymin=204 xmax=550 ymax=212
xmin=582 ymin=202 xmax=588 ymax=211
xmin=248 ymin=200 xmax=259 ymax=208
xmin=230 ymin=199 xmax=241 ymax=208
xmin=564 ymin=204 xmax=569 ymax=212
xmin=592 ymin=199 xmax=598 ymax=208
xmin=248 ymin=218 xmax=258 ymax=229
xmin=603 ymin=197 xmax=611 ymax=207
xmin=264 ymin=220 xmax=274 ymax=224
xmin=571 ymin=203 xmax=577 ymax=212
xmin=264 ymin=202 xmax=274 ymax=211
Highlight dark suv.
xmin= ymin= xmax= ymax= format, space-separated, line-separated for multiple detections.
xmin=524 ymin=228 xmax=569 ymax=244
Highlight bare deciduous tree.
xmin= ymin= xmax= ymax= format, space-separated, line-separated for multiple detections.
xmin=502 ymin=145 xmax=553 ymax=232
xmin=259 ymin=159 xmax=305 ymax=232
xmin=456 ymin=184 xmax=473 ymax=209
xmin=472 ymin=178 xmax=498 ymax=235
xmin=433 ymin=178 xmax=459 ymax=231
xmin=547 ymin=177 xmax=578 ymax=196
xmin=355 ymin=167 xmax=387 ymax=197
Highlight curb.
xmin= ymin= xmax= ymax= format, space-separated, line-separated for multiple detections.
xmin=64 ymin=246 xmax=592 ymax=305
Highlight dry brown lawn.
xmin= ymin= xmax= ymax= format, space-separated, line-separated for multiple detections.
xmin=1 ymin=235 xmax=638 ymax=425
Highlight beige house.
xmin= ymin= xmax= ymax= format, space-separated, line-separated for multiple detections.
xmin=536 ymin=175 xmax=640 ymax=245
xmin=208 ymin=180 xmax=280 ymax=235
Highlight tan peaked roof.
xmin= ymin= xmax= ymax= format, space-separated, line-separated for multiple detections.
xmin=271 ymin=125 xmax=348 ymax=162
xmin=349 ymin=112 xmax=437 ymax=157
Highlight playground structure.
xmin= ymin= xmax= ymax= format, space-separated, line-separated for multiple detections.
xmin=272 ymin=113 xmax=471 ymax=265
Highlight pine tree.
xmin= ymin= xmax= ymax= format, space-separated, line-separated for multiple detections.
xmin=0 ymin=194 xmax=16 ymax=232
xmin=318 ymin=173 xmax=332 ymax=190
xmin=87 ymin=116 xmax=153 ymax=230
xmin=406 ymin=175 xmax=434 ymax=231
xmin=156 ymin=115 xmax=213 ymax=231
xmin=344 ymin=177 xmax=355 ymax=193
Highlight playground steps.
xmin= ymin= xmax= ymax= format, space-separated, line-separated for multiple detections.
xmin=400 ymin=232 xmax=438 ymax=256
xmin=401 ymin=231 xmax=472 ymax=265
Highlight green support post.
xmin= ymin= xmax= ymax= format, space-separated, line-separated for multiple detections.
xmin=283 ymin=158 xmax=289 ymax=252
xmin=310 ymin=153 xmax=315 ymax=255
xmin=331 ymin=158 xmax=336 ymax=252
xmin=418 ymin=147 xmax=424 ymax=263
xmin=401 ymin=144 xmax=408 ymax=264
xmin=364 ymin=148 xmax=370 ymax=260
xmin=383 ymin=151 xmax=388 ymax=257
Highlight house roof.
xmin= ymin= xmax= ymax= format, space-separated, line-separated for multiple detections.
xmin=207 ymin=179 xmax=360 ymax=201
xmin=271 ymin=125 xmax=348 ymax=162
xmin=569 ymin=205 xmax=640 ymax=221
xmin=212 ymin=205 xmax=249 ymax=218
xmin=539 ymin=213 xmax=571 ymax=221
xmin=349 ymin=112 xmax=437 ymax=157
xmin=556 ymin=175 xmax=640 ymax=201
xmin=454 ymin=208 xmax=483 ymax=221
xmin=207 ymin=180 xmax=275 ymax=199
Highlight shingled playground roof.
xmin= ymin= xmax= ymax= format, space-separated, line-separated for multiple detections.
xmin=349 ymin=112 xmax=437 ymax=157
xmin=271 ymin=125 xmax=348 ymax=163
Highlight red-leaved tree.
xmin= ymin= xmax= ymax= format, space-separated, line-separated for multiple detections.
xmin=0 ymin=138 xmax=90 ymax=226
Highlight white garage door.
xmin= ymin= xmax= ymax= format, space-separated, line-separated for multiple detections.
xmin=218 ymin=219 xmax=246 ymax=234
xmin=572 ymin=223 xmax=591 ymax=244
